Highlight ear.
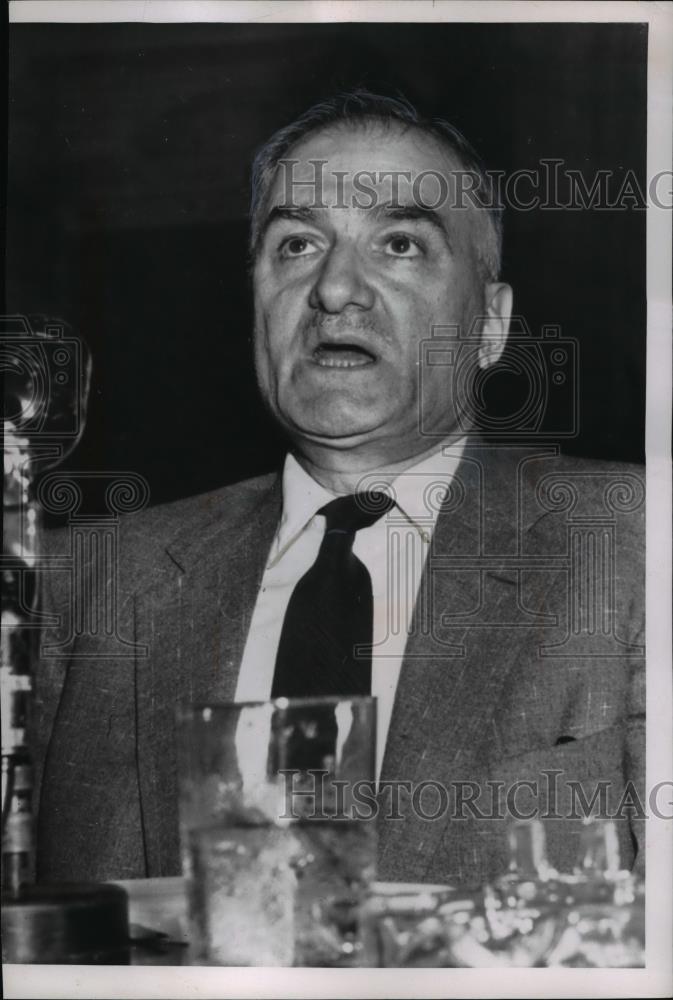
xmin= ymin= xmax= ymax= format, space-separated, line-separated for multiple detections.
xmin=478 ymin=283 xmax=513 ymax=369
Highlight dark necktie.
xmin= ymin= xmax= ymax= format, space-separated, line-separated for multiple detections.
xmin=271 ymin=491 xmax=395 ymax=698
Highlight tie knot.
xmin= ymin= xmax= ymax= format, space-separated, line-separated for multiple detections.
xmin=319 ymin=491 xmax=395 ymax=534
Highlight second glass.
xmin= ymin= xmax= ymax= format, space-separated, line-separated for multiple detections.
xmin=177 ymin=696 xmax=377 ymax=966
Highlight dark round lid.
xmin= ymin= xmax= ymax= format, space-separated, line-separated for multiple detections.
xmin=2 ymin=882 xmax=130 ymax=964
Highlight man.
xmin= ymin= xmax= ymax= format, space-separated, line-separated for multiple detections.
xmin=35 ymin=93 xmax=645 ymax=888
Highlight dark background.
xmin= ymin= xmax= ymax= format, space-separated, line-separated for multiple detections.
xmin=7 ymin=22 xmax=647 ymax=510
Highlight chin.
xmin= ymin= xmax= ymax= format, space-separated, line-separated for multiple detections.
xmin=283 ymin=399 xmax=387 ymax=442
xmin=294 ymin=423 xmax=377 ymax=445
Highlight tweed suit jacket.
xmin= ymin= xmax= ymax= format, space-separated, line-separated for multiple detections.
xmin=34 ymin=442 xmax=645 ymax=888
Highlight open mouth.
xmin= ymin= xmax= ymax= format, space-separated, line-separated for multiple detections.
xmin=312 ymin=343 xmax=377 ymax=369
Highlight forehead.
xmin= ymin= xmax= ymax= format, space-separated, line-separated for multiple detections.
xmin=290 ymin=122 xmax=454 ymax=174
xmin=266 ymin=122 xmax=464 ymax=209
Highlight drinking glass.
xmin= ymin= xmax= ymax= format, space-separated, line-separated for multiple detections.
xmin=177 ymin=696 xmax=376 ymax=966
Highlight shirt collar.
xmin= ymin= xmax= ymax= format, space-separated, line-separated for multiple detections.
xmin=269 ymin=438 xmax=467 ymax=567
xmin=271 ymin=453 xmax=337 ymax=563
xmin=386 ymin=437 xmax=467 ymax=527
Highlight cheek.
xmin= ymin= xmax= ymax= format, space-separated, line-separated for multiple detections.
xmin=252 ymin=305 xmax=277 ymax=391
xmin=253 ymin=309 xmax=294 ymax=395
xmin=422 ymin=358 xmax=461 ymax=424
xmin=387 ymin=275 xmax=448 ymax=324
xmin=258 ymin=281 xmax=307 ymax=344
xmin=252 ymin=333 xmax=272 ymax=399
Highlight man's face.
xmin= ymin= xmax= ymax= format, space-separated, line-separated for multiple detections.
xmin=253 ymin=123 xmax=509 ymax=465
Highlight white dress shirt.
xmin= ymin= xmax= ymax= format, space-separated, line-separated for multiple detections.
xmin=236 ymin=438 xmax=467 ymax=776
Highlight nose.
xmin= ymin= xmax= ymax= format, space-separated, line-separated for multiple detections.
xmin=308 ymin=242 xmax=375 ymax=314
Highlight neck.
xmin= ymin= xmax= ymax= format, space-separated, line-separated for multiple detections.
xmin=290 ymin=433 xmax=468 ymax=495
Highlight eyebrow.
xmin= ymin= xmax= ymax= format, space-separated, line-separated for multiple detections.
xmin=258 ymin=202 xmax=454 ymax=253
xmin=372 ymin=204 xmax=454 ymax=253
xmin=258 ymin=206 xmax=319 ymax=245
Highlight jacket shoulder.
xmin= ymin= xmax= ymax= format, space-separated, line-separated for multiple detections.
xmin=121 ymin=472 xmax=279 ymax=544
xmin=41 ymin=471 xmax=280 ymax=585
xmin=517 ymin=453 xmax=645 ymax=595
xmin=520 ymin=451 xmax=645 ymax=524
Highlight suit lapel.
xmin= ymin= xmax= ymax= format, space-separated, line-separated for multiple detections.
xmin=377 ymin=445 xmax=535 ymax=882
xmin=134 ymin=476 xmax=282 ymax=874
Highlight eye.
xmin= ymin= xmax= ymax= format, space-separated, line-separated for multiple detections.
xmin=384 ymin=234 xmax=423 ymax=258
xmin=278 ymin=235 xmax=319 ymax=258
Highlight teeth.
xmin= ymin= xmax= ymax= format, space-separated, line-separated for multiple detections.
xmin=316 ymin=355 xmax=371 ymax=368
xmin=313 ymin=344 xmax=375 ymax=368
